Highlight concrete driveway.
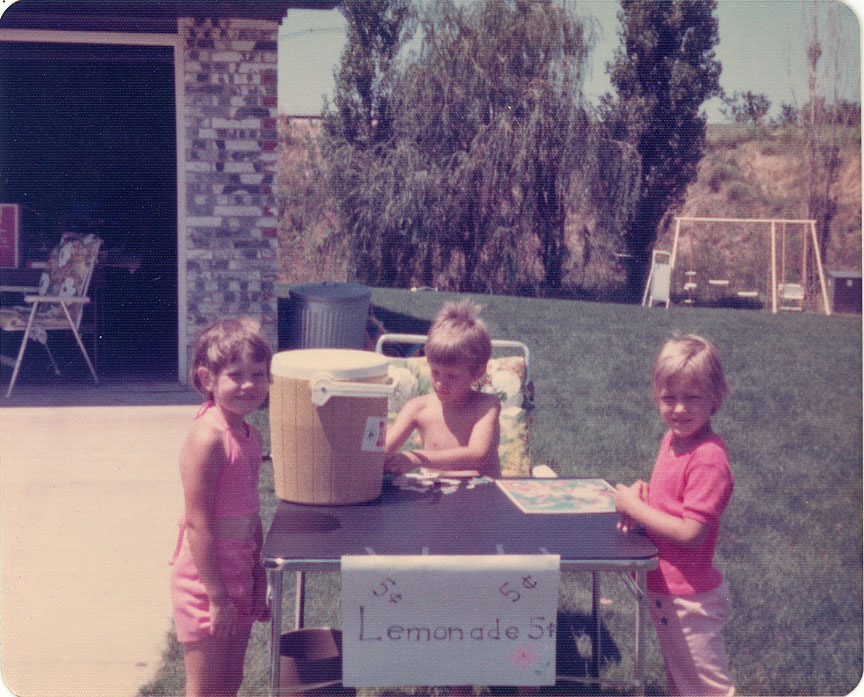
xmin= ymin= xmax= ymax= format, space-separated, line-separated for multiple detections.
xmin=1 ymin=382 xmax=201 ymax=696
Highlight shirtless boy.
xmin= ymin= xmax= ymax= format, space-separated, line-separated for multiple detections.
xmin=384 ymin=301 xmax=501 ymax=478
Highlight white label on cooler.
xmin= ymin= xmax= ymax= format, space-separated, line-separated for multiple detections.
xmin=362 ymin=416 xmax=387 ymax=452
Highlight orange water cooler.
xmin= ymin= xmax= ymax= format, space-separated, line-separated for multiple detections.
xmin=269 ymin=349 xmax=394 ymax=505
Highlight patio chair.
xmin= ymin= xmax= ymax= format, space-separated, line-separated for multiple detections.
xmin=0 ymin=233 xmax=102 ymax=397
xmin=375 ymin=332 xmax=545 ymax=478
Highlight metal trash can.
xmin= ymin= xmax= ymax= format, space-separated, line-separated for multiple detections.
xmin=278 ymin=282 xmax=371 ymax=350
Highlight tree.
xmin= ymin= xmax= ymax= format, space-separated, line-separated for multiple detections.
xmin=321 ymin=0 xmax=418 ymax=287
xmin=773 ymin=102 xmax=800 ymax=127
xmin=601 ymin=0 xmax=722 ymax=301
xmin=799 ymin=0 xmax=860 ymax=269
xmin=395 ymin=0 xmax=598 ymax=292
xmin=324 ymin=0 xmax=640 ymax=294
xmin=324 ymin=0 xmax=416 ymax=149
xmin=721 ymin=90 xmax=772 ymax=125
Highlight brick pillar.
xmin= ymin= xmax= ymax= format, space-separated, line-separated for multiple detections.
xmin=181 ymin=16 xmax=280 ymax=370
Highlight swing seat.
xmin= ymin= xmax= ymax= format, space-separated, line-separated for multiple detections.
xmin=779 ymin=283 xmax=805 ymax=311
xmin=683 ymin=281 xmax=698 ymax=305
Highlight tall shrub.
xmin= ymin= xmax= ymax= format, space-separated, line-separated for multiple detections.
xmin=602 ymin=0 xmax=722 ymax=301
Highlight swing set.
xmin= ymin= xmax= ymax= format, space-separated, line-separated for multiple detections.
xmin=642 ymin=216 xmax=831 ymax=315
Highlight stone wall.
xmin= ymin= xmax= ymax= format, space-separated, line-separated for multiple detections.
xmin=181 ymin=16 xmax=280 ymax=365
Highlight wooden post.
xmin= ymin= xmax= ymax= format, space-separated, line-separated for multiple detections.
xmin=780 ymin=223 xmax=786 ymax=286
xmin=810 ymin=220 xmax=832 ymax=316
xmin=770 ymin=221 xmax=778 ymax=313
xmin=670 ymin=218 xmax=682 ymax=269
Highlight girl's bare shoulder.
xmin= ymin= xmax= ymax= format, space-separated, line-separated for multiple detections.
xmin=182 ymin=413 xmax=227 ymax=461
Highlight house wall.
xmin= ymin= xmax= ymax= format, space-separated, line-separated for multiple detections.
xmin=181 ymin=16 xmax=280 ymax=371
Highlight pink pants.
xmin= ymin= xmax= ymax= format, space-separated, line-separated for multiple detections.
xmin=169 ymin=526 xmax=259 ymax=644
xmin=648 ymin=581 xmax=735 ymax=696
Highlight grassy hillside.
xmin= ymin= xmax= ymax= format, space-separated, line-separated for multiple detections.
xmin=652 ymin=124 xmax=861 ymax=303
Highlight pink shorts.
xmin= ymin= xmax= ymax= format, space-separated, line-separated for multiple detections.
xmin=169 ymin=527 xmax=260 ymax=644
xmin=648 ymin=581 xmax=735 ymax=696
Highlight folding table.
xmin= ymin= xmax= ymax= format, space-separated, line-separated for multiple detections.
xmin=262 ymin=478 xmax=658 ymax=695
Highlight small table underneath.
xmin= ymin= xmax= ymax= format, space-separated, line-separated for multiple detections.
xmin=262 ymin=479 xmax=658 ymax=694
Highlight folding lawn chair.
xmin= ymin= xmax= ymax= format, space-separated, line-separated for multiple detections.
xmin=0 ymin=233 xmax=102 ymax=397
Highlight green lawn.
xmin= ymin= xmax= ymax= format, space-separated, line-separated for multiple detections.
xmin=141 ymin=289 xmax=862 ymax=696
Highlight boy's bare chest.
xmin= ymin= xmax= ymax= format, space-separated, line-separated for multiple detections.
xmin=415 ymin=401 xmax=477 ymax=448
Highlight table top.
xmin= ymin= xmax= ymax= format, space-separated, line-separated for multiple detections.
xmin=262 ymin=478 xmax=657 ymax=571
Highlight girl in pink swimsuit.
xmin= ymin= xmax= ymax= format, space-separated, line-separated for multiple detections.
xmin=169 ymin=317 xmax=272 ymax=697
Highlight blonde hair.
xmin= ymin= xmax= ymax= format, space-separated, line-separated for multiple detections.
xmin=652 ymin=335 xmax=728 ymax=413
xmin=424 ymin=300 xmax=492 ymax=374
xmin=191 ymin=316 xmax=273 ymax=399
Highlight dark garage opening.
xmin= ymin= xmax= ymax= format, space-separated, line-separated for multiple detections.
xmin=0 ymin=42 xmax=177 ymax=382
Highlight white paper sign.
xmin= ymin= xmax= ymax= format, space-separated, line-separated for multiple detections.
xmin=341 ymin=554 xmax=560 ymax=687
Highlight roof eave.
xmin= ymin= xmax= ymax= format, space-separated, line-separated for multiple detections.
xmin=1 ymin=1 xmax=341 ymax=29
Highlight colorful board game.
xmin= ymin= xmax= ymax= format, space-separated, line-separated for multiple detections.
xmin=495 ymin=478 xmax=617 ymax=514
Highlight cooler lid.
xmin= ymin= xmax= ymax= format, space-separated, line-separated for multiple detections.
xmin=271 ymin=349 xmax=389 ymax=379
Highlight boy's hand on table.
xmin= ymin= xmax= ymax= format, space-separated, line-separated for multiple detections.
xmin=384 ymin=451 xmax=421 ymax=474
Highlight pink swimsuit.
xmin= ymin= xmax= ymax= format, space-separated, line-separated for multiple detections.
xmin=169 ymin=403 xmax=263 ymax=643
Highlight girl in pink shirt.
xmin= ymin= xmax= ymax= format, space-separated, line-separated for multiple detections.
xmin=170 ymin=317 xmax=272 ymax=697
xmin=615 ymin=335 xmax=735 ymax=696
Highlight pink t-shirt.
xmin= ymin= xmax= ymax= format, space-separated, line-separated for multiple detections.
xmin=646 ymin=430 xmax=733 ymax=595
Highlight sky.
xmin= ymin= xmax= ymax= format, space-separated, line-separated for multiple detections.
xmin=278 ymin=0 xmax=862 ymax=122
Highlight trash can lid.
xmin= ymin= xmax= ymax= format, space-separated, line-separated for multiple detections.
xmin=271 ymin=349 xmax=389 ymax=379
xmin=288 ymin=282 xmax=371 ymax=303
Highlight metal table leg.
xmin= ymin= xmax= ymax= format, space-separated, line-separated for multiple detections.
xmin=633 ymin=571 xmax=647 ymax=696
xmin=268 ymin=568 xmax=283 ymax=697
xmin=591 ymin=571 xmax=601 ymax=679
xmin=294 ymin=571 xmax=305 ymax=630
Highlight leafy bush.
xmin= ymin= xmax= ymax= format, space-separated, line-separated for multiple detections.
xmin=707 ymin=161 xmax=742 ymax=192
xmin=725 ymin=181 xmax=755 ymax=203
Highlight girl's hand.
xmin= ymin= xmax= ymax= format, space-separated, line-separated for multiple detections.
xmin=614 ymin=483 xmax=645 ymax=534
xmin=208 ymin=595 xmax=239 ymax=638
xmin=632 ymin=479 xmax=649 ymax=502
xmin=614 ymin=482 xmax=640 ymax=514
